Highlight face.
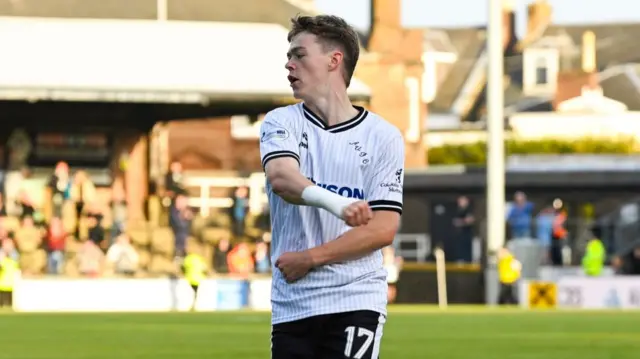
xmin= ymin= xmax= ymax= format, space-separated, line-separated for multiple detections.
xmin=458 ymin=196 xmax=468 ymax=208
xmin=1 ymin=239 xmax=13 ymax=252
xmin=236 ymin=187 xmax=248 ymax=198
xmin=50 ymin=218 xmax=62 ymax=230
xmin=285 ymin=32 xmax=342 ymax=100
xmin=22 ymin=217 xmax=34 ymax=228
xmin=56 ymin=162 xmax=69 ymax=175
xmin=219 ymin=239 xmax=229 ymax=251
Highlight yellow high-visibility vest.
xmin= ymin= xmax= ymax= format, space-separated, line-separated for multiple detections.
xmin=183 ymin=254 xmax=207 ymax=286
xmin=0 ymin=256 xmax=19 ymax=291
xmin=498 ymin=254 xmax=520 ymax=284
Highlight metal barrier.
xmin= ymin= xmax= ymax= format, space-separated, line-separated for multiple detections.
xmin=394 ymin=233 xmax=431 ymax=262
xmin=182 ymin=172 xmax=267 ymax=216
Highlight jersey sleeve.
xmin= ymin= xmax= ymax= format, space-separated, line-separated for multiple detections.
xmin=366 ymin=133 xmax=405 ymax=214
xmin=259 ymin=112 xmax=300 ymax=169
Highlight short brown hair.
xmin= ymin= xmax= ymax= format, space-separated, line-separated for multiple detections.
xmin=287 ymin=15 xmax=360 ymax=87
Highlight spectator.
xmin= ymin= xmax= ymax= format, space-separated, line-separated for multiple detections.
xmin=0 ymin=193 xmax=7 ymax=217
xmin=47 ymin=161 xmax=71 ymax=218
xmin=227 ymin=242 xmax=254 ymax=276
xmin=182 ymin=242 xmax=208 ymax=311
xmin=0 ymin=238 xmax=20 ymax=308
xmin=550 ymin=199 xmax=568 ymax=266
xmin=71 ymin=170 xmax=97 ymax=226
xmin=87 ymin=212 xmax=105 ymax=247
xmin=105 ymin=234 xmax=139 ymax=276
xmin=453 ymin=196 xmax=474 ymax=263
xmin=16 ymin=189 xmax=35 ymax=220
xmin=213 ymin=238 xmax=230 ymax=273
xmin=613 ymin=247 xmax=640 ymax=275
xmin=46 ymin=217 xmax=66 ymax=275
xmin=497 ymin=247 xmax=521 ymax=305
xmin=0 ymin=238 xmax=18 ymax=263
xmin=110 ymin=177 xmax=128 ymax=241
xmin=230 ymin=186 xmax=250 ymax=238
xmin=169 ymin=194 xmax=192 ymax=258
xmin=164 ymin=161 xmax=185 ymax=200
xmin=77 ymin=240 xmax=105 ymax=277
xmin=536 ymin=206 xmax=555 ymax=263
xmin=507 ymin=191 xmax=534 ymax=239
xmin=5 ymin=129 xmax=31 ymax=216
xmin=582 ymin=233 xmax=605 ymax=277
xmin=254 ymin=241 xmax=270 ymax=273
xmin=17 ymin=167 xmax=43 ymax=222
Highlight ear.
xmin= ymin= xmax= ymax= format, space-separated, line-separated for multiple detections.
xmin=329 ymin=50 xmax=343 ymax=71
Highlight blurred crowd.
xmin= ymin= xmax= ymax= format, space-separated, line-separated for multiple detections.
xmin=0 ymin=160 xmax=273 ymax=279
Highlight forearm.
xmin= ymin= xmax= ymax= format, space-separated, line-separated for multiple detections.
xmin=307 ymin=223 xmax=395 ymax=266
xmin=266 ymin=159 xmax=358 ymax=216
xmin=267 ymin=161 xmax=313 ymax=205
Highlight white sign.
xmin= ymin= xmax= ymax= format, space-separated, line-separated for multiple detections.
xmin=13 ymin=278 xmax=233 ymax=312
xmin=248 ymin=279 xmax=272 ymax=311
xmin=557 ymin=277 xmax=640 ymax=309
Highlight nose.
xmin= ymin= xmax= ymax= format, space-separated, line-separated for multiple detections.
xmin=285 ymin=60 xmax=295 ymax=71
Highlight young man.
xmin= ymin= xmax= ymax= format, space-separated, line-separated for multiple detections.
xmin=260 ymin=15 xmax=405 ymax=359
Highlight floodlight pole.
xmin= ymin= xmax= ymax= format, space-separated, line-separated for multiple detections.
xmin=157 ymin=0 xmax=168 ymax=21
xmin=485 ymin=0 xmax=506 ymax=306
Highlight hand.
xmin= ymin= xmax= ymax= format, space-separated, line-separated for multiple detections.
xmin=342 ymin=201 xmax=372 ymax=227
xmin=275 ymin=251 xmax=314 ymax=283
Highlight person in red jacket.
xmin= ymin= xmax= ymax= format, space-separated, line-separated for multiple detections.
xmin=46 ymin=217 xmax=67 ymax=275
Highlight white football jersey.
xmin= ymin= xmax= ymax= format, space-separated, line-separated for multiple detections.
xmin=260 ymin=102 xmax=405 ymax=324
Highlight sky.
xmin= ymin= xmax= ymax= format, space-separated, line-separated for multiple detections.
xmin=315 ymin=0 xmax=640 ymax=37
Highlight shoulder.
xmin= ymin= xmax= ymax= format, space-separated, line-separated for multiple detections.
xmin=264 ymin=103 xmax=303 ymax=126
xmin=364 ymin=111 xmax=403 ymax=143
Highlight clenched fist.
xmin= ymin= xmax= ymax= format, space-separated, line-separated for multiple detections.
xmin=276 ymin=251 xmax=314 ymax=283
xmin=342 ymin=200 xmax=373 ymax=227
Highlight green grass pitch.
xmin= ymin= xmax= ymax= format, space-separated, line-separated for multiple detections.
xmin=1 ymin=306 xmax=639 ymax=359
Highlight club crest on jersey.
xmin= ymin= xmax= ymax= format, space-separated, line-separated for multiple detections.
xmin=299 ymin=132 xmax=308 ymax=149
xmin=395 ymin=169 xmax=403 ymax=183
xmin=261 ymin=128 xmax=289 ymax=142
xmin=308 ymin=177 xmax=364 ymax=199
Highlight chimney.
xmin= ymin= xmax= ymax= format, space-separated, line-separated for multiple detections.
xmin=553 ymin=31 xmax=599 ymax=110
xmin=502 ymin=0 xmax=516 ymax=50
xmin=368 ymin=0 xmax=402 ymax=53
xmin=581 ymin=31 xmax=596 ymax=73
xmin=526 ymin=0 xmax=552 ymax=39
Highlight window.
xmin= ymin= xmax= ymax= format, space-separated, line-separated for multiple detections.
xmin=524 ymin=48 xmax=559 ymax=95
xmin=535 ymin=57 xmax=548 ymax=85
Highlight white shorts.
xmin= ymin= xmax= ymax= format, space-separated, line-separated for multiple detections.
xmin=385 ymin=265 xmax=399 ymax=284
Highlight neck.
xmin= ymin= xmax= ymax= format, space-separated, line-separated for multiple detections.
xmin=304 ymin=87 xmax=356 ymax=126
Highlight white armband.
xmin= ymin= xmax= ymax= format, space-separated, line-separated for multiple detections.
xmin=301 ymin=185 xmax=358 ymax=219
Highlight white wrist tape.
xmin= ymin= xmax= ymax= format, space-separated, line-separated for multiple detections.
xmin=301 ymin=185 xmax=358 ymax=219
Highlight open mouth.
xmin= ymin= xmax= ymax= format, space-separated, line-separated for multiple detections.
xmin=288 ymin=75 xmax=300 ymax=86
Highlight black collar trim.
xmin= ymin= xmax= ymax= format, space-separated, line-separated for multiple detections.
xmin=302 ymin=104 xmax=368 ymax=133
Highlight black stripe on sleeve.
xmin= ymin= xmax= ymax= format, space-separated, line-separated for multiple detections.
xmin=261 ymin=150 xmax=300 ymax=169
xmin=368 ymin=200 xmax=403 ymax=214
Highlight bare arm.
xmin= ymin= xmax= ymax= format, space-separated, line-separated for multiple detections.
xmin=264 ymin=157 xmax=314 ymax=205
xmin=307 ymin=211 xmax=400 ymax=266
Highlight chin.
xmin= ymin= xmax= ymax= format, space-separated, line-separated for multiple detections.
xmin=292 ymin=89 xmax=304 ymax=100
